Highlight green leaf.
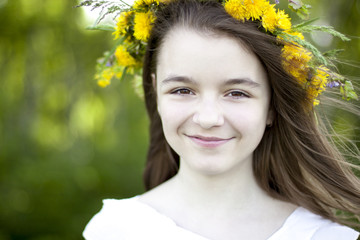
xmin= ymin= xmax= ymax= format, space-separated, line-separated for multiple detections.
xmin=288 ymin=0 xmax=303 ymax=10
xmin=347 ymin=91 xmax=358 ymax=101
xmin=288 ymin=1 xmax=311 ymax=20
xmin=343 ymin=80 xmax=359 ymax=100
xmin=120 ymin=67 xmax=128 ymax=82
xmin=292 ymin=18 xmax=319 ymax=29
xmin=295 ymin=25 xmax=350 ymax=41
xmin=330 ymin=72 xmax=346 ymax=82
xmin=77 ymin=0 xmax=130 ymax=25
xmin=132 ymin=73 xmax=145 ymax=99
xmin=75 ymin=0 xmax=96 ymax=8
xmin=323 ymin=49 xmax=345 ymax=58
xmin=86 ymin=24 xmax=115 ymax=31
xmin=340 ymin=85 xmax=345 ymax=95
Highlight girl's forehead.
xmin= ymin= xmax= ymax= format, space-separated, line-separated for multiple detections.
xmin=156 ymin=27 xmax=268 ymax=86
xmin=162 ymin=26 xmax=250 ymax=53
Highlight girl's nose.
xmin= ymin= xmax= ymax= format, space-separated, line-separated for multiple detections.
xmin=192 ymin=99 xmax=224 ymax=129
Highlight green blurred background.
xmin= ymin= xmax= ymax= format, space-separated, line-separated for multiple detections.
xmin=0 ymin=0 xmax=359 ymax=239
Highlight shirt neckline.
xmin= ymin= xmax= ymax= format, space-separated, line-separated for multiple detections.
xmin=133 ymin=196 xmax=302 ymax=240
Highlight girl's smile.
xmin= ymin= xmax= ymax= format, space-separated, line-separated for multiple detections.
xmin=185 ymin=134 xmax=235 ymax=148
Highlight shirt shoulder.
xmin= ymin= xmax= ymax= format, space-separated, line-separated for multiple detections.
xmin=311 ymin=222 xmax=359 ymax=240
xmin=82 ymin=197 xmax=208 ymax=240
xmin=82 ymin=197 xmax=166 ymax=240
xmin=269 ymin=207 xmax=359 ymax=240
xmin=82 ymin=197 xmax=136 ymax=240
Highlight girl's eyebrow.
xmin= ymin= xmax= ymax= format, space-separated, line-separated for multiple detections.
xmin=225 ymin=78 xmax=261 ymax=88
xmin=160 ymin=75 xmax=195 ymax=86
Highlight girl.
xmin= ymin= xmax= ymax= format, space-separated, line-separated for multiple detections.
xmin=83 ymin=0 xmax=360 ymax=239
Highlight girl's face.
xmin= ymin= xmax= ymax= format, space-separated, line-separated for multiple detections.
xmin=156 ymin=28 xmax=272 ymax=176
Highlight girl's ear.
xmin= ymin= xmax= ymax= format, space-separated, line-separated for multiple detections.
xmin=266 ymin=108 xmax=274 ymax=127
xmin=151 ymin=73 xmax=156 ymax=91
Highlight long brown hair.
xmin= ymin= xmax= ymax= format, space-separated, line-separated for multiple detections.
xmin=142 ymin=0 xmax=360 ymax=228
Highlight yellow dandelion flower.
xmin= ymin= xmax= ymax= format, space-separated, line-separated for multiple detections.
xmin=134 ymin=0 xmax=160 ymax=9
xmin=96 ymin=68 xmax=114 ymax=87
xmin=114 ymin=68 xmax=123 ymax=79
xmin=243 ymin=0 xmax=269 ymax=20
xmin=133 ymin=11 xmax=156 ymax=41
xmin=283 ymin=61 xmax=308 ymax=84
xmin=224 ymin=0 xmax=246 ymax=22
xmin=113 ymin=11 xmax=133 ymax=40
xmin=133 ymin=0 xmax=142 ymax=9
xmin=286 ymin=30 xmax=305 ymax=40
xmin=261 ymin=4 xmax=277 ymax=32
xmin=143 ymin=0 xmax=158 ymax=4
xmin=282 ymin=44 xmax=312 ymax=84
xmin=282 ymin=44 xmax=312 ymax=63
xmin=276 ymin=10 xmax=291 ymax=30
xmin=312 ymin=99 xmax=320 ymax=106
xmin=98 ymin=78 xmax=111 ymax=88
xmin=115 ymin=45 xmax=136 ymax=67
xmin=311 ymin=66 xmax=329 ymax=92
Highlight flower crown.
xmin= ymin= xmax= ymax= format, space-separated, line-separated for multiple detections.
xmin=78 ymin=0 xmax=358 ymax=106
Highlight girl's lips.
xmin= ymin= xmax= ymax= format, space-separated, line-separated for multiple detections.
xmin=187 ymin=135 xmax=233 ymax=148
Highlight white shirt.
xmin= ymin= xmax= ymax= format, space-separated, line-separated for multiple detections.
xmin=83 ymin=196 xmax=359 ymax=240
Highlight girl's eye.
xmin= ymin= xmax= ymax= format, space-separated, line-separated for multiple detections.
xmin=226 ymin=90 xmax=249 ymax=98
xmin=171 ymin=88 xmax=194 ymax=95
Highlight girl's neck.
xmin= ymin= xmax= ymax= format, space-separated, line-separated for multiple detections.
xmin=139 ymin=158 xmax=298 ymax=240
xmin=170 ymin=159 xmax=268 ymax=212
